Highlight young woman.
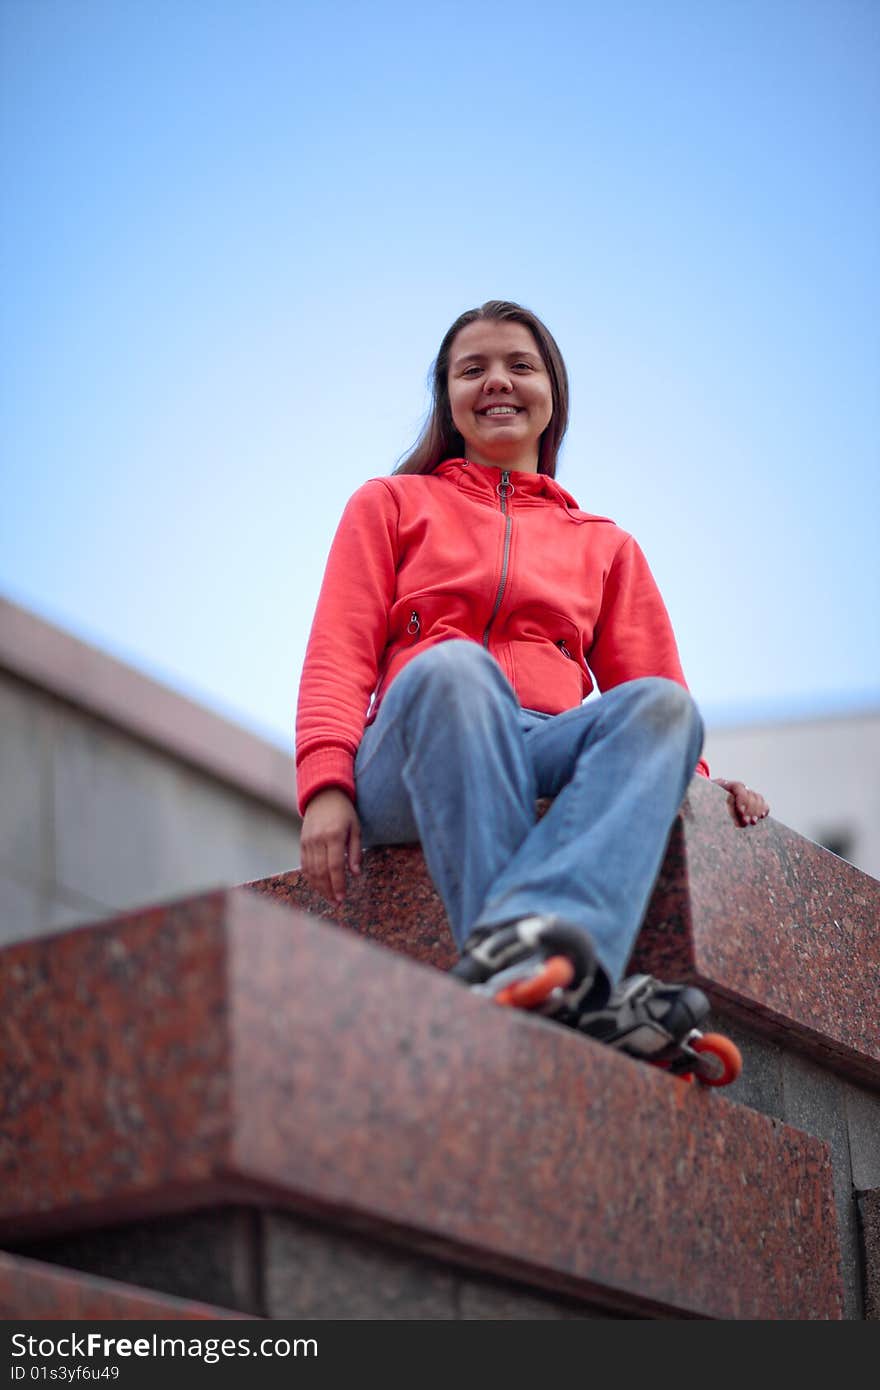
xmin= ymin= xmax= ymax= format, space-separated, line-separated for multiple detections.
xmin=296 ymin=300 xmax=768 ymax=1057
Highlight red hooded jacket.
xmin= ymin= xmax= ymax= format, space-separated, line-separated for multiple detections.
xmin=296 ymin=458 xmax=709 ymax=814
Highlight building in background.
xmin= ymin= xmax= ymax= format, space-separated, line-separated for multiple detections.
xmin=1 ymin=594 xmax=877 ymax=948
xmin=704 ymin=711 xmax=879 ymax=880
xmin=0 ymin=597 xmax=300 ymax=947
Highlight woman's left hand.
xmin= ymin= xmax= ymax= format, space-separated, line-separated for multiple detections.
xmin=712 ymin=778 xmax=770 ymax=827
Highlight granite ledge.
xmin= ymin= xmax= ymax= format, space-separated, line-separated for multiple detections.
xmin=246 ymin=776 xmax=880 ymax=1088
xmin=0 ymin=889 xmax=844 ymax=1320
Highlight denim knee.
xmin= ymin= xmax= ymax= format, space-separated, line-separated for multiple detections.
xmin=389 ymin=641 xmax=520 ymax=740
xmin=621 ymin=677 xmax=704 ymax=746
xmin=400 ymin=640 xmax=506 ymax=700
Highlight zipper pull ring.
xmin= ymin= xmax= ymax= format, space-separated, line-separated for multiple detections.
xmin=407 ymin=611 xmax=420 ymax=636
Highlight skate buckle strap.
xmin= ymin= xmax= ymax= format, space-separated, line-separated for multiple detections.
xmin=449 ymin=917 xmax=600 ymax=1028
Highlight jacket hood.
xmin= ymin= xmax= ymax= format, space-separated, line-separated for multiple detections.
xmin=435 ymin=457 xmax=585 ymax=513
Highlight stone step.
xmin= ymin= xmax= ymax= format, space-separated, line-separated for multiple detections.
xmin=0 ymin=888 xmax=844 ymax=1319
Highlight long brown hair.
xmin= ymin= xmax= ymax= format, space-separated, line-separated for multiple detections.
xmin=394 ymin=300 xmax=570 ymax=477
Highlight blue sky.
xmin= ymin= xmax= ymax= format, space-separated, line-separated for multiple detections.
xmin=1 ymin=0 xmax=878 ymax=750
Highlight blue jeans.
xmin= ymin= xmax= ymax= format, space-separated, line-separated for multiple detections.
xmin=354 ymin=641 xmax=704 ymax=988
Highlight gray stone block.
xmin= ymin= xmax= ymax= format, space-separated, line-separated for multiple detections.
xmin=0 ymin=865 xmax=114 ymax=946
xmin=457 ymin=1274 xmax=609 ymax=1319
xmin=262 ymin=1210 xmax=457 ymax=1319
xmin=51 ymin=710 xmax=169 ymax=906
xmin=14 ymin=1209 xmax=261 ymax=1313
xmin=44 ymin=892 xmax=117 ymax=933
xmin=0 ymin=674 xmax=49 ymax=878
xmin=781 ymin=1051 xmax=861 ymax=1319
xmin=844 ymin=1085 xmax=880 ymax=1192
xmin=857 ymin=1190 xmax=880 ymax=1321
xmin=705 ymin=1010 xmax=784 ymax=1119
xmin=0 ymin=868 xmax=45 ymax=947
xmin=51 ymin=705 xmax=297 ymax=913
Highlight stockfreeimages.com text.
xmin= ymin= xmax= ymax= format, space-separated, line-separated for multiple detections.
xmin=11 ymin=1335 xmax=316 ymax=1364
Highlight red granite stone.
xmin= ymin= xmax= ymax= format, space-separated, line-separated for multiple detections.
xmin=0 ymin=1250 xmax=253 ymax=1319
xmin=0 ymin=891 xmax=843 ymax=1319
xmin=248 ymin=844 xmax=456 ymax=970
xmin=247 ymin=777 xmax=880 ymax=1087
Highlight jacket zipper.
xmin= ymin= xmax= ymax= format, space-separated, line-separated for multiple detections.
xmin=558 ymin=640 xmax=572 ymax=659
xmin=482 ymin=470 xmax=513 ymax=649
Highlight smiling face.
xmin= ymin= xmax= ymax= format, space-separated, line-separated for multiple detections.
xmin=447 ymin=319 xmax=554 ymax=473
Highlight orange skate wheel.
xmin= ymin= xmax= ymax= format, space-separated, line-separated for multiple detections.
xmin=691 ymin=1033 xmax=743 ymax=1086
xmin=494 ymin=955 xmax=575 ymax=1009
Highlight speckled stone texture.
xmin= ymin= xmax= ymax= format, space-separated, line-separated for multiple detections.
xmin=247 ymin=843 xmax=456 ymax=969
xmin=0 ymin=890 xmax=843 ymax=1319
xmin=260 ymin=1210 xmax=610 ymax=1320
xmin=13 ymin=1209 xmax=264 ymax=1314
xmin=15 ymin=1208 xmax=617 ymax=1320
xmin=859 ymin=1191 xmax=880 ymax=1321
xmin=247 ymin=775 xmax=880 ymax=1087
xmin=0 ymin=1250 xmax=253 ymax=1319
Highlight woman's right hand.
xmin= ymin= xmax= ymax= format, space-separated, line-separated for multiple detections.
xmin=300 ymin=787 xmax=363 ymax=903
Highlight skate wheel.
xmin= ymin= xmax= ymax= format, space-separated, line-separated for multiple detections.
xmin=494 ymin=955 xmax=575 ymax=1009
xmin=691 ymin=1033 xmax=743 ymax=1086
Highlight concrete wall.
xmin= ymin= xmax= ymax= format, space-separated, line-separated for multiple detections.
xmin=0 ymin=599 xmax=304 ymax=950
xmin=0 ymin=669 xmax=299 ymax=946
